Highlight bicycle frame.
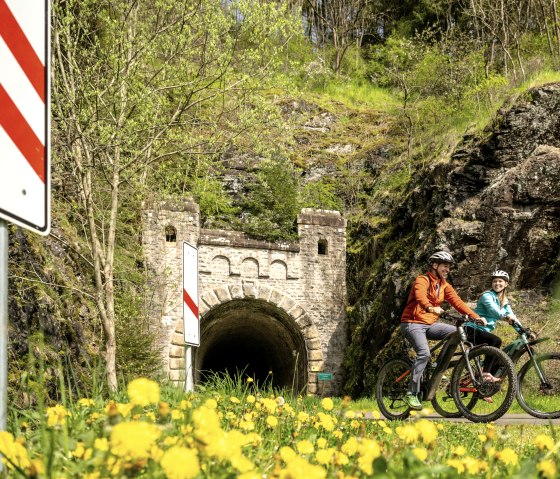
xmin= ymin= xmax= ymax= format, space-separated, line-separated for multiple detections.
xmin=424 ymin=320 xmax=486 ymax=401
xmin=503 ymin=321 xmax=552 ymax=386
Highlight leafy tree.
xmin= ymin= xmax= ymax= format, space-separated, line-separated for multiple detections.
xmin=52 ymin=0 xmax=302 ymax=390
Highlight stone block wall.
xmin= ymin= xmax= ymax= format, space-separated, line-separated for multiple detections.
xmin=142 ymin=200 xmax=347 ymax=395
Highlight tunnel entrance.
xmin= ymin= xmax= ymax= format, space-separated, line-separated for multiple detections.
xmin=196 ymin=299 xmax=308 ymax=392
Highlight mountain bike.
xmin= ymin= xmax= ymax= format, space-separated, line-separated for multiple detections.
xmin=502 ymin=318 xmax=560 ymax=419
xmin=428 ymin=317 xmax=560 ymax=419
xmin=375 ymin=314 xmax=517 ymax=423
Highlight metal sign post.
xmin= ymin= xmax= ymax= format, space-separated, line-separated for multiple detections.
xmin=182 ymin=241 xmax=199 ymax=392
xmin=0 ymin=220 xmax=8 ymax=431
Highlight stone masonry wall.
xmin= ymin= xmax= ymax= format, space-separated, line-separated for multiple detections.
xmin=142 ymin=199 xmax=347 ymax=395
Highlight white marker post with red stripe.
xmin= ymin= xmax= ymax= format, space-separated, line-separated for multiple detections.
xmin=0 ymin=0 xmax=50 ymax=234
xmin=0 ymin=0 xmax=50 ymax=440
xmin=182 ymin=241 xmax=199 ymax=392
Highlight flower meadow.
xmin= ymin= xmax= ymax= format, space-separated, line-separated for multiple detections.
xmin=0 ymin=377 xmax=559 ymax=478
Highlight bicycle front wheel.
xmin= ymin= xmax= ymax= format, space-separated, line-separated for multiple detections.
xmin=376 ymin=358 xmax=412 ymax=421
xmin=517 ymin=353 xmax=560 ymax=419
xmin=431 ymin=363 xmax=476 ymax=418
xmin=450 ymin=345 xmax=516 ymax=423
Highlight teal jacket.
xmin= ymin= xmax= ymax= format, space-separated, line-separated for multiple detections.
xmin=467 ymin=290 xmax=519 ymax=333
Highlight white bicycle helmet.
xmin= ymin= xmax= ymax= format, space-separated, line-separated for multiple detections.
xmin=428 ymin=251 xmax=455 ymax=264
xmin=491 ymin=270 xmax=510 ymax=281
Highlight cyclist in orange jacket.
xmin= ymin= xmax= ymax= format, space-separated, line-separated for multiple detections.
xmin=400 ymin=251 xmax=485 ymax=410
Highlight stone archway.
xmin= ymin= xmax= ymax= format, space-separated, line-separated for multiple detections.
xmin=169 ymin=283 xmax=324 ymax=394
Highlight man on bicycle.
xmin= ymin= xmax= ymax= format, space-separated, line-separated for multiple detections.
xmin=400 ymin=251 xmax=485 ymax=410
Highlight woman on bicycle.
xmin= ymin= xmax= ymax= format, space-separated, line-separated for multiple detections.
xmin=466 ymin=270 xmax=522 ymax=346
xmin=400 ymin=251 xmax=485 ymax=410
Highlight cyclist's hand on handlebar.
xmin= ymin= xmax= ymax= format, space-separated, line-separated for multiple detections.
xmin=474 ymin=317 xmax=488 ymax=327
xmin=526 ymin=328 xmax=538 ymax=341
xmin=431 ymin=306 xmax=445 ymax=315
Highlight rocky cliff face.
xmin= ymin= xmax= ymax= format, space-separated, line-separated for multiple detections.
xmin=345 ymin=83 xmax=560 ymax=397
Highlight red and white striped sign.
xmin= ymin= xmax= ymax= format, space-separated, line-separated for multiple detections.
xmin=183 ymin=241 xmax=200 ymax=346
xmin=0 ymin=0 xmax=50 ymax=235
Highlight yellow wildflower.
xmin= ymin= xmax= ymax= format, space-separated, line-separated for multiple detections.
xmin=317 ymin=438 xmax=327 ymax=448
xmin=278 ymin=455 xmax=326 ymax=479
xmin=412 ymin=448 xmax=428 ymax=461
xmin=478 ymin=434 xmax=487 ymax=443
xmin=446 ymin=458 xmax=465 ymax=473
xmin=396 ymin=424 xmax=419 ymax=444
xmin=463 ymin=456 xmax=487 ymax=475
xmin=296 ymin=440 xmax=314 ymax=455
xmin=171 ymin=410 xmax=184 ymax=421
xmin=261 ymin=398 xmax=277 ymax=414
xmin=84 ymin=473 xmax=100 ymax=479
xmin=110 ymin=421 xmax=161 ymax=459
xmin=46 ymin=404 xmax=69 ymax=427
xmin=246 ymin=377 xmax=254 ymax=383
xmin=160 ymin=446 xmax=200 ymax=479
xmin=246 ymin=395 xmax=256 ymax=404
xmin=342 ymin=437 xmax=359 ymax=456
xmin=230 ymin=454 xmax=255 ymax=473
xmin=72 ymin=442 xmax=85 ymax=459
xmin=496 ymin=447 xmax=518 ymax=466
xmin=94 ymin=437 xmax=109 ymax=451
xmin=240 ymin=420 xmax=255 ymax=431
xmin=204 ymin=398 xmax=218 ymax=409
xmin=159 ymin=401 xmax=171 ymax=418
xmin=298 ymin=411 xmax=310 ymax=422
xmin=230 ymin=396 xmax=241 ymax=404
xmin=451 ymin=445 xmax=467 ymax=456
xmin=127 ymin=378 xmax=160 ymax=407
xmin=321 ymin=397 xmax=334 ymax=411
xmin=315 ymin=448 xmax=333 ymax=465
xmin=0 ymin=431 xmax=30 ymax=470
xmin=315 ymin=412 xmax=336 ymax=432
xmin=279 ymin=446 xmax=297 ymax=462
xmin=179 ymin=400 xmax=192 ymax=410
xmin=266 ymin=415 xmax=278 ymax=428
xmin=238 ymin=473 xmax=260 ymax=479
xmin=334 ymin=451 xmax=349 ymax=466
xmin=350 ymin=419 xmax=360 ymax=429
xmin=537 ymin=459 xmax=557 ymax=479
xmin=534 ymin=434 xmax=555 ymax=451
xmin=77 ymin=398 xmax=95 ymax=407
xmin=415 ymin=419 xmax=438 ymax=445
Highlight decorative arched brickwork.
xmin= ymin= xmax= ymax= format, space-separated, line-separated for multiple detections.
xmin=168 ymin=283 xmax=324 ymax=394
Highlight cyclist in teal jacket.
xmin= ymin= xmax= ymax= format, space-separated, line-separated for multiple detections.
xmin=466 ymin=270 xmax=520 ymax=340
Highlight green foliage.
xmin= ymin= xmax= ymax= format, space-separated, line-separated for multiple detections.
xmin=235 ymin=155 xmax=301 ymax=241
xmin=300 ymin=180 xmax=344 ymax=211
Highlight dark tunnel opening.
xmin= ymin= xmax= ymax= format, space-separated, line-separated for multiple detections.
xmin=196 ymin=299 xmax=308 ymax=392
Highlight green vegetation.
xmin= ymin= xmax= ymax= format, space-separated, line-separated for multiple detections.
xmin=2 ymin=376 xmax=559 ymax=478
xmin=6 ymin=0 xmax=560 ymax=403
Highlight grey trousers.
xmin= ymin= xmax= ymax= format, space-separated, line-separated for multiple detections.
xmin=400 ymin=321 xmax=456 ymax=394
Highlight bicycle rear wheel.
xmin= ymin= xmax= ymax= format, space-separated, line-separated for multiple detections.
xmin=450 ymin=345 xmax=516 ymax=423
xmin=517 ymin=353 xmax=560 ymax=419
xmin=376 ymin=358 xmax=412 ymax=420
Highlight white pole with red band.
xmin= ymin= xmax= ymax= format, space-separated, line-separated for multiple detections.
xmin=182 ymin=241 xmax=199 ymax=392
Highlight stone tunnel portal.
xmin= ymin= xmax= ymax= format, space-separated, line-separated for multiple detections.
xmin=196 ymin=299 xmax=308 ymax=392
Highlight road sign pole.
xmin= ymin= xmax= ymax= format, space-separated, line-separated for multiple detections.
xmin=0 ymin=219 xmax=8 ymax=431
xmin=185 ymin=345 xmax=194 ymax=393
